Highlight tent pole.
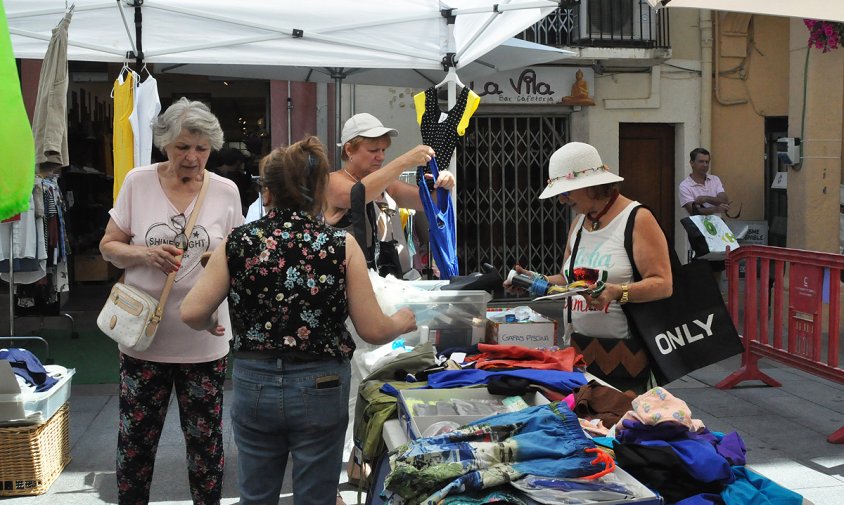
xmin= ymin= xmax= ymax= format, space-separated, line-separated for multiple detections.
xmin=132 ymin=0 xmax=143 ymax=69
xmin=442 ymin=9 xmax=458 ymax=266
xmin=287 ymin=81 xmax=293 ymax=146
xmin=8 ymin=220 xmax=14 ymax=336
xmin=334 ymin=72 xmax=342 ymax=169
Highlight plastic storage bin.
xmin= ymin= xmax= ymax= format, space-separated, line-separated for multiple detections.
xmin=397 ymin=388 xmax=549 ymax=440
xmin=398 ymin=290 xmax=492 ymax=348
xmin=0 ymin=369 xmax=75 ymax=425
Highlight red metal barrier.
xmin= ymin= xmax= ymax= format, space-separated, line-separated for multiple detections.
xmin=717 ymin=245 xmax=844 ymax=443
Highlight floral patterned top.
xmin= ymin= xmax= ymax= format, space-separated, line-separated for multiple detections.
xmin=226 ymin=207 xmax=354 ymax=360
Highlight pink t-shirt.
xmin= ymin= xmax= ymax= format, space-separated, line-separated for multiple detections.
xmin=109 ymin=164 xmax=244 ymax=363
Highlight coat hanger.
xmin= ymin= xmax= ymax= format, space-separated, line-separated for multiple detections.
xmin=435 ymin=68 xmax=464 ymax=90
xmin=110 ymin=59 xmax=135 ymax=98
xmin=139 ymin=63 xmax=152 ymax=81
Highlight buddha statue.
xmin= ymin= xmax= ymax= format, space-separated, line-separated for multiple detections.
xmin=561 ymin=69 xmax=595 ymax=106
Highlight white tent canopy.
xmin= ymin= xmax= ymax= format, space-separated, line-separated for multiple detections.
xmin=7 ymin=0 xmax=559 ymax=71
xmin=7 ymin=0 xmax=561 ymax=162
xmin=647 ymin=0 xmax=844 ymax=24
xmin=158 ymin=38 xmax=574 ymax=89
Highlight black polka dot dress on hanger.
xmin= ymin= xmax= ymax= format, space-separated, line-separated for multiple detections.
xmin=417 ymin=86 xmax=472 ymax=170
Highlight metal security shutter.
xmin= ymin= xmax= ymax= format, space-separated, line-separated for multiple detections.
xmin=455 ymin=114 xmax=570 ymax=278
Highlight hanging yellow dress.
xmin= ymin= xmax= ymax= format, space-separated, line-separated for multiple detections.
xmin=112 ymin=70 xmax=135 ymax=202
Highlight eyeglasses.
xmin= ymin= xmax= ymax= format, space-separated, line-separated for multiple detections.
xmin=171 ymin=213 xmax=188 ymax=249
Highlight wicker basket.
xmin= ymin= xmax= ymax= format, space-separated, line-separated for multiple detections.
xmin=0 ymin=403 xmax=71 ymax=496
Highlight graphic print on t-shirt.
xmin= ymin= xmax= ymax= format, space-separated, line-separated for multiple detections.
xmin=145 ymin=220 xmax=209 ymax=281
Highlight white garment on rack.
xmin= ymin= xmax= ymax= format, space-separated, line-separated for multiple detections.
xmin=128 ymin=75 xmax=161 ymax=167
xmin=0 ymin=194 xmax=47 ymax=284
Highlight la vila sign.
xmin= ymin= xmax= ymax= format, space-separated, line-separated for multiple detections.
xmin=468 ymin=67 xmax=594 ymax=105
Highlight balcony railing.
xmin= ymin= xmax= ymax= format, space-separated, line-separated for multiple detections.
xmin=519 ymin=0 xmax=670 ymax=49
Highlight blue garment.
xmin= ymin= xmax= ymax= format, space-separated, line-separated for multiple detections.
xmin=0 ymin=348 xmax=56 ymax=392
xmin=722 ymin=467 xmax=803 ymax=505
xmin=618 ymin=419 xmax=745 ymax=485
xmin=417 ymin=159 xmax=459 ymax=279
xmin=384 ymin=403 xmax=600 ymax=504
xmin=427 ymin=368 xmax=587 ymax=395
xmin=231 ymin=357 xmax=351 ymax=505
xmin=714 ymin=432 xmax=746 ymax=466
xmin=673 ymin=493 xmax=723 ymax=505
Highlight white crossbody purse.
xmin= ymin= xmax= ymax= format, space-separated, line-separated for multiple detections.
xmin=97 ymin=172 xmax=210 ymax=351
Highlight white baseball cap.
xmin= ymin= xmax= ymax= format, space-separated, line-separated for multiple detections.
xmin=539 ymin=142 xmax=624 ymax=199
xmin=339 ymin=113 xmax=398 ymax=145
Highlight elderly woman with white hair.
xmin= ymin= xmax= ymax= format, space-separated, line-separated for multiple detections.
xmin=100 ymin=97 xmax=243 ymax=504
xmin=507 ymin=142 xmax=672 ymax=393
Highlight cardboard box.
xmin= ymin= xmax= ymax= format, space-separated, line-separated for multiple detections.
xmin=73 ymin=254 xmax=121 ymax=282
xmin=0 ymin=360 xmax=75 ymax=425
xmin=397 ymin=387 xmax=549 ymax=440
xmin=485 ymin=308 xmax=558 ymax=348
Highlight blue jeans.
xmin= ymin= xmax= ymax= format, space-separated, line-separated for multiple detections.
xmin=231 ymin=357 xmax=351 ymax=505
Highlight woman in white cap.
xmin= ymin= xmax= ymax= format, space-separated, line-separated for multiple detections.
xmin=324 ymin=113 xmax=455 ymax=278
xmin=508 ymin=142 xmax=672 ymax=392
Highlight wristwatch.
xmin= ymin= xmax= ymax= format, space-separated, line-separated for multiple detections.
xmin=619 ymin=283 xmax=630 ymax=304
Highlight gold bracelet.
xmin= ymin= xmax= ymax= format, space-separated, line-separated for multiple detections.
xmin=619 ymin=283 xmax=630 ymax=304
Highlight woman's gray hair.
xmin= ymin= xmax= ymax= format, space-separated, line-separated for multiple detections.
xmin=152 ymin=97 xmax=224 ymax=151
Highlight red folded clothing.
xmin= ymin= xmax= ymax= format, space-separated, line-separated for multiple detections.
xmin=467 ymin=343 xmax=585 ymax=372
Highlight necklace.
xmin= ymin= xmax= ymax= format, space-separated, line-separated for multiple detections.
xmin=585 ymin=190 xmax=619 ymax=231
xmin=343 ymin=168 xmax=360 ymax=182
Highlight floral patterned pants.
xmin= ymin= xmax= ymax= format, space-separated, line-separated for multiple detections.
xmin=117 ymin=353 xmax=227 ymax=505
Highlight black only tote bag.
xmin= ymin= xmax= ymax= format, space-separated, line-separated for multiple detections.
xmin=621 ymin=206 xmax=744 ymax=384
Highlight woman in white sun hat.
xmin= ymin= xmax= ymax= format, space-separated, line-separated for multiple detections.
xmin=507 ymin=142 xmax=672 ymax=392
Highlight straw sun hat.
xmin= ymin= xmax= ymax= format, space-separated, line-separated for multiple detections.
xmin=539 ymin=142 xmax=624 ymax=199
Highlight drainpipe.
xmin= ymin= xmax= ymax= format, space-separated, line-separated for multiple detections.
xmin=700 ymin=10 xmax=713 ymax=149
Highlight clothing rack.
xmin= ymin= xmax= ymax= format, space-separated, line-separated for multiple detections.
xmin=2 ymin=181 xmax=79 ymax=346
xmin=1 ymin=216 xmax=52 ymax=362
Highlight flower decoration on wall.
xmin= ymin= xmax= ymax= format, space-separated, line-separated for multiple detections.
xmin=805 ymin=19 xmax=844 ymax=52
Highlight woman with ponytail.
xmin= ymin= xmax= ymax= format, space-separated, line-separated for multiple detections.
xmin=182 ymin=135 xmax=415 ymax=505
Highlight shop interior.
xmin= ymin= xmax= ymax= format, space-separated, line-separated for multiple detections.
xmin=59 ymin=61 xmax=270 ymax=285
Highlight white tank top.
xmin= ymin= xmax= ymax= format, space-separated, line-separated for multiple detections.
xmin=563 ymin=201 xmax=639 ymax=340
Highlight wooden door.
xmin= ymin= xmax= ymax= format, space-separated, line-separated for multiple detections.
xmin=619 ymin=123 xmax=675 ymax=246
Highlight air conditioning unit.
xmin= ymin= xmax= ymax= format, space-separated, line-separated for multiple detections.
xmin=578 ymin=0 xmax=655 ymax=41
